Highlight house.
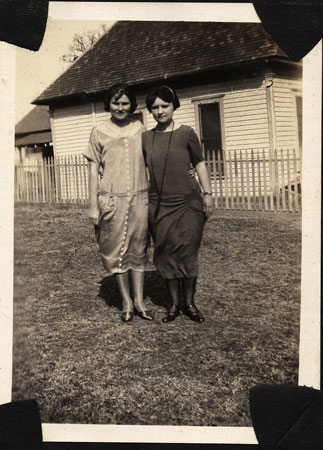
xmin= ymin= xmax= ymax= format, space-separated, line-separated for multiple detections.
xmin=30 ymin=21 xmax=302 ymax=209
xmin=15 ymin=105 xmax=53 ymax=165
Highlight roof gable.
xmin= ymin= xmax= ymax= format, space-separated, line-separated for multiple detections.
xmin=15 ymin=105 xmax=50 ymax=134
xmin=34 ymin=22 xmax=284 ymax=104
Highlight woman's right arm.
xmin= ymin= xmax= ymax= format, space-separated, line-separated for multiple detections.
xmin=88 ymin=161 xmax=100 ymax=225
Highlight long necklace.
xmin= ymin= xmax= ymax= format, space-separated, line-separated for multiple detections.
xmin=150 ymin=120 xmax=175 ymax=221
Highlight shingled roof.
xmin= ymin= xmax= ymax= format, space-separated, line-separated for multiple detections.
xmin=34 ymin=21 xmax=285 ymax=105
xmin=15 ymin=105 xmax=51 ymax=146
xmin=16 ymin=105 xmax=50 ymax=133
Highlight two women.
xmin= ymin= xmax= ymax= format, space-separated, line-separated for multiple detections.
xmin=86 ymin=83 xmax=213 ymax=323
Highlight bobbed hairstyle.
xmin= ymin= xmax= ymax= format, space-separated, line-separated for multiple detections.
xmin=104 ymin=83 xmax=137 ymax=114
xmin=145 ymin=85 xmax=180 ymax=113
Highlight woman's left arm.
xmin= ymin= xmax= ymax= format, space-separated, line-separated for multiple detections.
xmin=187 ymin=128 xmax=213 ymax=219
xmin=195 ymin=161 xmax=214 ymax=219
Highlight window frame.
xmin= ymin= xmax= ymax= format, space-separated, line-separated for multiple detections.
xmin=295 ymin=94 xmax=302 ymax=155
xmin=192 ymin=94 xmax=226 ymax=158
xmin=192 ymin=94 xmax=226 ymax=179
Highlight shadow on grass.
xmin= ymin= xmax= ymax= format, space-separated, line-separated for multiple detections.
xmin=98 ymin=269 xmax=169 ymax=311
xmin=98 ymin=275 xmax=122 ymax=310
xmin=143 ymin=269 xmax=169 ymax=309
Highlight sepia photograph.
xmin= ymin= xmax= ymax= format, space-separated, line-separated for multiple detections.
xmin=1 ymin=1 xmax=321 ymax=445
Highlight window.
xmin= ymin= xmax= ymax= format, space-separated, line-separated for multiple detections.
xmin=197 ymin=100 xmax=224 ymax=176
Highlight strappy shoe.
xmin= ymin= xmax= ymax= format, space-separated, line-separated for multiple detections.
xmin=136 ymin=309 xmax=154 ymax=321
xmin=121 ymin=310 xmax=134 ymax=322
xmin=185 ymin=304 xmax=204 ymax=323
xmin=162 ymin=305 xmax=180 ymax=323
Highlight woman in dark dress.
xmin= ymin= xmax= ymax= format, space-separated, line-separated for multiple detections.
xmin=142 ymin=86 xmax=213 ymax=323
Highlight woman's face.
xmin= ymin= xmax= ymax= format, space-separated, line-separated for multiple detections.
xmin=151 ymin=97 xmax=174 ymax=124
xmin=110 ymin=94 xmax=131 ymax=121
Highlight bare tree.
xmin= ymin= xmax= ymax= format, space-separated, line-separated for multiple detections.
xmin=61 ymin=24 xmax=109 ymax=63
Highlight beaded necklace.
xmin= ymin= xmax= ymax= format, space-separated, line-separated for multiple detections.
xmin=150 ymin=120 xmax=175 ymax=221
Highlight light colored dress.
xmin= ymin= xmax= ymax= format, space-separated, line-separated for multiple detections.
xmin=84 ymin=120 xmax=148 ymax=275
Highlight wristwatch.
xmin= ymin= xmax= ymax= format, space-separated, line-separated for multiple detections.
xmin=203 ymin=191 xmax=212 ymax=196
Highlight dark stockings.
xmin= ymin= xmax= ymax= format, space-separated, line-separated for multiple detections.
xmin=182 ymin=276 xmax=197 ymax=308
xmin=165 ymin=278 xmax=180 ymax=308
xmin=182 ymin=276 xmax=204 ymax=322
xmin=164 ymin=276 xmax=203 ymax=322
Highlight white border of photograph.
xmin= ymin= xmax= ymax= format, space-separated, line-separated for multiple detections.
xmin=0 ymin=1 xmax=321 ymax=445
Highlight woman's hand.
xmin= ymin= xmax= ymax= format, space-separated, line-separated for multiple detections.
xmin=88 ymin=206 xmax=100 ymax=226
xmin=88 ymin=161 xmax=100 ymax=226
xmin=203 ymin=194 xmax=214 ymax=220
xmin=188 ymin=166 xmax=196 ymax=178
xmin=195 ymin=161 xmax=213 ymax=220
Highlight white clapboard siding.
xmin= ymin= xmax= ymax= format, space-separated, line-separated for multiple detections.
xmin=93 ymin=102 xmax=109 ymax=123
xmin=52 ymin=104 xmax=93 ymax=159
xmin=224 ymin=79 xmax=269 ymax=152
xmin=52 ymin=105 xmax=93 ymax=200
xmin=273 ymin=78 xmax=302 ymax=154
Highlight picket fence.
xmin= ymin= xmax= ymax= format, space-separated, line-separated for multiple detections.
xmin=14 ymin=149 xmax=301 ymax=212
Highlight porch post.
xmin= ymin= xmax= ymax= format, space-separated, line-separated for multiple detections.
xmin=264 ymin=70 xmax=276 ymax=192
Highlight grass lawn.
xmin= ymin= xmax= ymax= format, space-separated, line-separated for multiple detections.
xmin=12 ymin=203 xmax=301 ymax=425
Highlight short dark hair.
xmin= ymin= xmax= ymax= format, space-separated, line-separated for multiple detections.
xmin=104 ymin=83 xmax=137 ymax=114
xmin=145 ymin=85 xmax=180 ymax=112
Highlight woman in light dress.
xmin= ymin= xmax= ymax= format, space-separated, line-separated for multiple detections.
xmin=84 ymin=83 xmax=153 ymax=322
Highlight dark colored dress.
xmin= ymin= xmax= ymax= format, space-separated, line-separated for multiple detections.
xmin=142 ymin=125 xmax=205 ymax=279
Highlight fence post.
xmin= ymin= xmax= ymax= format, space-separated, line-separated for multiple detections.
xmin=240 ymin=151 xmax=245 ymax=210
xmin=77 ymin=155 xmax=83 ymax=203
xmin=251 ymin=150 xmax=256 ymax=211
xmin=293 ymin=149 xmax=299 ymax=212
xmin=82 ymin=156 xmax=88 ymax=203
xmin=234 ymin=150 xmax=239 ymax=210
xmin=223 ymin=151 xmax=229 ymax=210
xmin=228 ymin=151 xmax=234 ymax=210
xmin=47 ymin=157 xmax=52 ymax=203
xmin=280 ymin=149 xmax=286 ymax=212
xmin=212 ymin=151 xmax=218 ymax=209
xmin=217 ymin=153 xmax=224 ymax=209
xmin=257 ymin=151 xmax=262 ymax=211
xmin=74 ymin=155 xmax=80 ymax=203
xmin=274 ymin=149 xmax=280 ymax=212
xmin=34 ymin=160 xmax=39 ymax=203
xmin=245 ymin=150 xmax=251 ymax=210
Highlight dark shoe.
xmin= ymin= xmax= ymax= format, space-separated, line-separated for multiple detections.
xmin=185 ymin=304 xmax=204 ymax=323
xmin=136 ymin=310 xmax=154 ymax=321
xmin=121 ymin=311 xmax=134 ymax=322
xmin=162 ymin=305 xmax=180 ymax=323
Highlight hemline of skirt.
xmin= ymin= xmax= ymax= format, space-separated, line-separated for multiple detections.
xmin=157 ymin=268 xmax=199 ymax=280
xmin=103 ymin=266 xmax=147 ymax=276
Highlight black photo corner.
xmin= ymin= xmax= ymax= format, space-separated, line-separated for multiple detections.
xmin=1 ymin=0 xmax=322 ymax=449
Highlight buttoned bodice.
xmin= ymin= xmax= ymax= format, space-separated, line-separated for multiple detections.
xmin=85 ymin=120 xmax=148 ymax=195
